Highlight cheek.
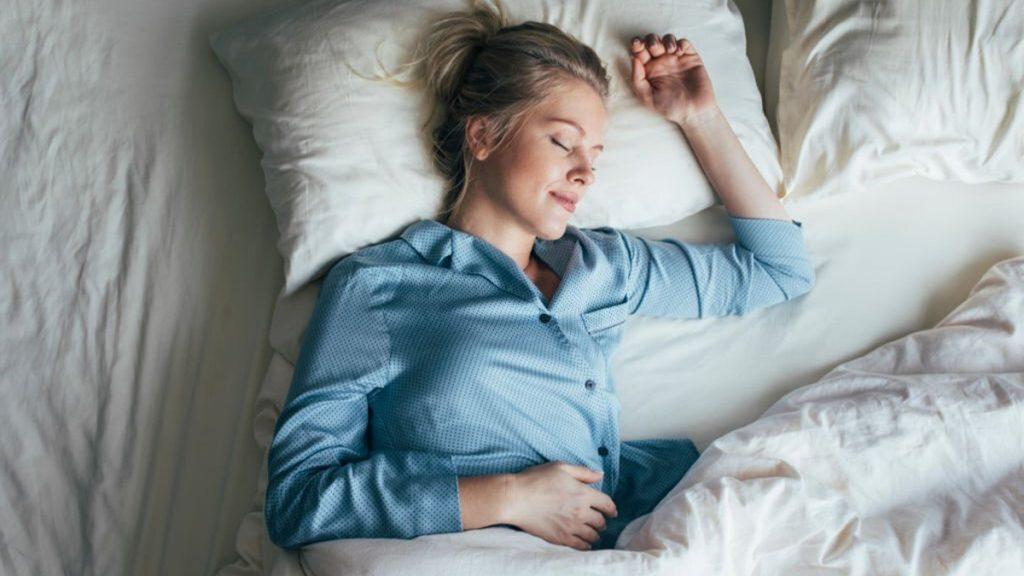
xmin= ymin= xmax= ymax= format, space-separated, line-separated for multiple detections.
xmin=524 ymin=150 xmax=568 ymax=184
xmin=490 ymin=139 xmax=570 ymax=202
xmin=501 ymin=151 xmax=560 ymax=189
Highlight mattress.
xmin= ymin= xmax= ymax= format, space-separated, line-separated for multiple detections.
xmin=2 ymin=1 xmax=1023 ymax=575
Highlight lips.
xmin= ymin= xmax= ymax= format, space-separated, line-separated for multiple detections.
xmin=549 ymin=191 xmax=577 ymax=213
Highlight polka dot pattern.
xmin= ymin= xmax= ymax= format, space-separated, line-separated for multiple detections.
xmin=264 ymin=215 xmax=814 ymax=550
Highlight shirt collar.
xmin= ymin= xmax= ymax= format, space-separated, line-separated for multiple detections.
xmin=400 ymin=218 xmax=583 ymax=310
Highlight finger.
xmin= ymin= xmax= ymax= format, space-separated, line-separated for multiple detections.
xmin=561 ymin=463 xmax=604 ymax=482
xmin=630 ymin=36 xmax=651 ymax=64
xmin=663 ymin=33 xmax=678 ymax=53
xmin=592 ymin=493 xmax=619 ymax=519
xmin=576 ymin=525 xmax=601 ymax=545
xmin=569 ymin=535 xmax=592 ymax=551
xmin=629 ymin=55 xmax=653 ymax=105
xmin=676 ymin=38 xmax=695 ymax=56
xmin=645 ymin=33 xmax=665 ymax=57
xmin=586 ymin=511 xmax=607 ymax=532
xmin=630 ymin=53 xmax=647 ymax=85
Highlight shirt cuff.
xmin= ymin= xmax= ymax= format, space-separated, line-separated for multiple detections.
xmin=728 ymin=214 xmax=802 ymax=228
xmin=390 ymin=451 xmax=465 ymax=536
xmin=727 ymin=214 xmax=807 ymax=255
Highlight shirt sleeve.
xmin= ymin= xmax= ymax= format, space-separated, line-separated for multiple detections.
xmin=617 ymin=215 xmax=815 ymax=319
xmin=264 ymin=259 xmax=463 ymax=550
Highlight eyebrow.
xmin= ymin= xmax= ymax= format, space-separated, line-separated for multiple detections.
xmin=546 ymin=117 xmax=604 ymax=151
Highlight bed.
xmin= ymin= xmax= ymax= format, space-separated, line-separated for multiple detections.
xmin=1 ymin=1 xmax=1021 ymax=575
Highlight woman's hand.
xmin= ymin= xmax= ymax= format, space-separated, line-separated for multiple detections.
xmin=502 ymin=461 xmax=618 ymax=551
xmin=628 ymin=33 xmax=718 ymax=128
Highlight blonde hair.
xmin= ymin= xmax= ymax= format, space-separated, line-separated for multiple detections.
xmin=365 ymin=0 xmax=610 ymax=221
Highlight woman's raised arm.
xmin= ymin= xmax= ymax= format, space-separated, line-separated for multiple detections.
xmin=676 ymin=105 xmax=790 ymax=220
xmin=598 ymin=34 xmax=814 ymax=320
xmin=629 ymin=33 xmax=791 ymax=221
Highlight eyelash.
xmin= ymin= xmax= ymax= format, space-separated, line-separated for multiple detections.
xmin=550 ymin=137 xmax=598 ymax=172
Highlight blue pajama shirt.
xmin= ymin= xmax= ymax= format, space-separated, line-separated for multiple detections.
xmin=265 ymin=215 xmax=814 ymax=551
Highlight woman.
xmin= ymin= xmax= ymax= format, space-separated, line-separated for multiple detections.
xmin=264 ymin=2 xmax=814 ymax=553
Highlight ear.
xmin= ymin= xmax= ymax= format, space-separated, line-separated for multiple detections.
xmin=466 ymin=116 xmax=495 ymax=161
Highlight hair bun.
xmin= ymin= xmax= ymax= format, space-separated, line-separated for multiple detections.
xmin=419 ymin=1 xmax=509 ymax=106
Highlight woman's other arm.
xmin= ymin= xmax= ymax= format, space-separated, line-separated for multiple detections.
xmin=266 ymin=260 xmax=512 ymax=549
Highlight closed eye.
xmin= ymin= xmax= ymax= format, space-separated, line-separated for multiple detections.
xmin=551 ymin=137 xmax=598 ymax=173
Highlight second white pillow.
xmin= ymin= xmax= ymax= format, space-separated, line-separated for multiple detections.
xmin=777 ymin=0 xmax=1024 ymax=201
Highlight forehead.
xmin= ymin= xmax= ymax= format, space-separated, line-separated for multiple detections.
xmin=531 ymin=80 xmax=608 ymax=138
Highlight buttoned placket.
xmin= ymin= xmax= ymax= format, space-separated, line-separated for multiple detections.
xmin=529 ymin=237 xmax=619 ymax=493
xmin=401 ymin=220 xmax=620 ymax=492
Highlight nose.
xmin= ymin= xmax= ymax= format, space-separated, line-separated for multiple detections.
xmin=569 ymin=162 xmax=595 ymax=187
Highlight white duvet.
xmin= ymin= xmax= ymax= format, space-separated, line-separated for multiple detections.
xmin=287 ymin=255 xmax=1024 ymax=575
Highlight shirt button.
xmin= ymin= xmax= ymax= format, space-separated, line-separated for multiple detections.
xmin=598 ymin=446 xmax=608 ymax=456
xmin=585 ymin=379 xmax=596 ymax=390
xmin=539 ymin=313 xmax=551 ymax=324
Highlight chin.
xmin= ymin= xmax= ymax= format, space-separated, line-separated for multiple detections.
xmin=535 ymin=219 xmax=569 ymax=241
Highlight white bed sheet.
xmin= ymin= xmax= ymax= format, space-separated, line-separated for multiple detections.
xmin=4 ymin=1 xmax=1024 ymax=576
xmin=1 ymin=0 xmax=285 ymax=574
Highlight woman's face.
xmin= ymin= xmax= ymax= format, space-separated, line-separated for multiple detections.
xmin=469 ymin=78 xmax=608 ymax=240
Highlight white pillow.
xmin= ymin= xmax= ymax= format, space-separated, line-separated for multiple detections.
xmin=209 ymin=0 xmax=781 ymax=296
xmin=776 ymin=0 xmax=1024 ymax=201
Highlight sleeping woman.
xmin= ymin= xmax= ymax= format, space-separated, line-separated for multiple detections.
xmin=264 ymin=2 xmax=815 ymax=553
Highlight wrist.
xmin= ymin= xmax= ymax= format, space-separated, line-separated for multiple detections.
xmin=495 ymin=473 xmax=517 ymax=525
xmin=458 ymin=473 xmax=517 ymax=530
xmin=673 ymin=104 xmax=724 ymax=133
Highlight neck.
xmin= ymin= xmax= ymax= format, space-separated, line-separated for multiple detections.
xmin=444 ymin=197 xmax=536 ymax=272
